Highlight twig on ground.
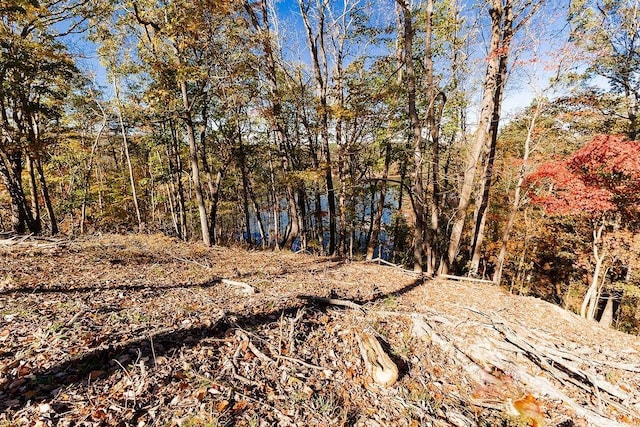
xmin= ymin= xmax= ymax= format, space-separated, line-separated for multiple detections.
xmin=171 ymin=255 xmax=211 ymax=269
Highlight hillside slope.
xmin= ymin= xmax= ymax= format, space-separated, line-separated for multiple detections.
xmin=1 ymin=234 xmax=639 ymax=426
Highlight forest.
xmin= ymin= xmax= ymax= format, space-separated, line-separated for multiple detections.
xmin=1 ymin=0 xmax=640 ymax=334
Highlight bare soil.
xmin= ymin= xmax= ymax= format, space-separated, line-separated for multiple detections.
xmin=1 ymin=234 xmax=639 ymax=426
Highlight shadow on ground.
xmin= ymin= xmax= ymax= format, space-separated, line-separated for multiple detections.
xmin=0 ymin=272 xmax=425 ymax=416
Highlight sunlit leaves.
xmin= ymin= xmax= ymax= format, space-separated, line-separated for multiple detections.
xmin=527 ymin=134 xmax=640 ymax=217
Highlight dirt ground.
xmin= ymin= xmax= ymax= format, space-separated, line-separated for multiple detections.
xmin=1 ymin=234 xmax=639 ymax=426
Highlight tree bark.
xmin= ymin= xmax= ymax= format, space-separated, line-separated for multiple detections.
xmin=366 ymin=141 xmax=391 ymax=261
xmin=469 ymin=3 xmax=512 ymax=274
xmin=444 ymin=0 xmax=511 ymax=274
xmin=396 ymin=0 xmax=426 ymax=273
xmin=581 ymin=220 xmax=607 ymax=320
xmin=80 ymin=104 xmax=107 ymax=234
xmin=35 ymin=157 xmax=57 ymax=235
xmin=0 ymin=150 xmax=38 ymax=233
xmin=180 ymin=79 xmax=211 ymax=245
xmin=26 ymin=155 xmax=41 ymax=229
xmin=599 ymin=296 xmax=614 ymax=328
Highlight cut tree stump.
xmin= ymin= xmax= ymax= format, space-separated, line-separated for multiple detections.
xmin=355 ymin=331 xmax=399 ymax=388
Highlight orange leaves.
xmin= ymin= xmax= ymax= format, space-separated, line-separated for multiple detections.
xmin=215 ymin=399 xmax=230 ymax=412
xmin=512 ymin=393 xmax=545 ymax=427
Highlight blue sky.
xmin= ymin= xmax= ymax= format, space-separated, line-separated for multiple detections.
xmin=65 ymin=0 xmax=576 ymax=119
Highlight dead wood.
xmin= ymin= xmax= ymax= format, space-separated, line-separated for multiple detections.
xmin=297 ymin=295 xmax=364 ymax=311
xmin=236 ymin=331 xmax=274 ymax=364
xmin=437 ymin=273 xmax=495 ymax=285
xmin=411 ymin=315 xmax=501 ymax=386
xmin=355 ymin=331 xmax=399 ymax=388
xmin=484 ymin=311 xmax=633 ymax=403
xmin=222 ymin=279 xmax=256 ymax=294
xmin=367 ymin=257 xmax=422 ymax=277
xmin=411 ymin=312 xmax=636 ymax=426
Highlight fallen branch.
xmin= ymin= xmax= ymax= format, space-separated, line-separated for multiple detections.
xmin=236 ymin=331 xmax=273 ymax=364
xmin=369 ymin=257 xmax=400 ymax=268
xmin=464 ymin=308 xmax=640 ymax=420
xmin=437 ymin=274 xmax=495 ymax=285
xmin=411 ymin=315 xmax=500 ymax=386
xmin=297 ymin=295 xmax=364 ymax=311
xmin=367 ymin=257 xmax=422 ymax=277
xmin=487 ymin=313 xmax=631 ymax=403
xmin=0 ymin=234 xmax=33 ymax=247
xmin=542 ymin=344 xmax=640 ymax=373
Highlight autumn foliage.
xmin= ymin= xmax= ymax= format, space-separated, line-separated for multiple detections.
xmin=526 ymin=135 xmax=640 ymax=217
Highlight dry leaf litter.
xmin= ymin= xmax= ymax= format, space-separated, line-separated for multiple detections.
xmin=0 ymin=234 xmax=639 ymax=426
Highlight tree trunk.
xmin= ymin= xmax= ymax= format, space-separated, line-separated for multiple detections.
xmin=168 ymin=121 xmax=188 ymax=240
xmin=244 ymin=0 xmax=300 ymax=251
xmin=366 ymin=141 xmax=391 ymax=261
xmin=267 ymin=151 xmax=280 ymax=249
xmin=599 ymin=296 xmax=614 ymax=328
xmin=80 ymin=108 xmax=106 ymax=234
xmin=423 ymin=0 xmax=444 ymax=275
xmin=180 ymin=80 xmax=210 ymax=245
xmin=26 ymin=155 xmax=41 ymax=229
xmin=469 ymin=8 xmax=511 ymax=274
xmin=237 ymin=130 xmax=253 ymax=245
xmin=298 ymin=0 xmax=337 ymax=255
xmin=444 ymin=0 xmax=511 ymax=274
xmin=397 ymin=0 xmax=426 ymax=273
xmin=581 ymin=221 xmax=606 ymax=320
xmin=0 ymin=150 xmax=38 ymax=233
xmin=35 ymin=157 xmax=57 ymax=235
xmin=493 ymin=105 xmax=539 ymax=284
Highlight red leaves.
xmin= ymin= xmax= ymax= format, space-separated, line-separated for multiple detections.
xmin=526 ymin=135 xmax=640 ymax=217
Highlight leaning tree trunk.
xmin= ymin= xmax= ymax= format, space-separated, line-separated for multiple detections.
xmin=493 ymin=104 xmax=539 ymax=285
xmin=26 ymin=155 xmax=41 ymax=229
xmin=469 ymin=22 xmax=510 ymax=274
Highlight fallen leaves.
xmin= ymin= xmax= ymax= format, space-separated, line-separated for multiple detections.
xmin=0 ymin=234 xmax=639 ymax=426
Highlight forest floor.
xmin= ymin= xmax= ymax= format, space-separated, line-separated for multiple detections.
xmin=1 ymin=234 xmax=639 ymax=427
